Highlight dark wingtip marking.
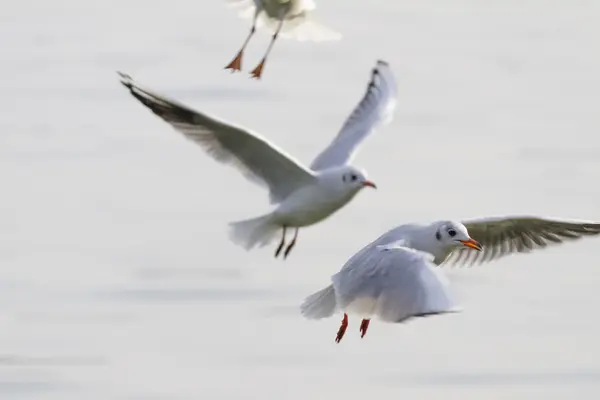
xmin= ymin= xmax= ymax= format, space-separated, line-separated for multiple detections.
xmin=117 ymin=71 xmax=134 ymax=90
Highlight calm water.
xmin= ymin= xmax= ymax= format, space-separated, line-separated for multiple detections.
xmin=2 ymin=0 xmax=600 ymax=398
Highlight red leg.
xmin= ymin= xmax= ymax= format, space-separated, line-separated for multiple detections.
xmin=283 ymin=228 xmax=299 ymax=259
xmin=359 ymin=319 xmax=370 ymax=338
xmin=250 ymin=16 xmax=284 ymax=79
xmin=335 ymin=313 xmax=349 ymax=343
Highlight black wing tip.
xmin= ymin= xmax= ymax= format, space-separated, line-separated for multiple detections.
xmin=370 ymin=60 xmax=394 ymax=89
xmin=368 ymin=61 xmax=388 ymax=87
xmin=117 ymin=70 xmax=135 ymax=90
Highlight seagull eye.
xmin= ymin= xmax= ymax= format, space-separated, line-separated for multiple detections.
xmin=448 ymin=229 xmax=457 ymax=237
xmin=350 ymin=174 xmax=357 ymax=181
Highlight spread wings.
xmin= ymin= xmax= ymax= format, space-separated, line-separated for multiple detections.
xmin=310 ymin=60 xmax=398 ymax=170
xmin=118 ymin=72 xmax=315 ymax=204
xmin=444 ymin=216 xmax=600 ymax=266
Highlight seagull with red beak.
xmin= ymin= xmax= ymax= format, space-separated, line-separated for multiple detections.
xmin=117 ymin=60 xmax=396 ymax=259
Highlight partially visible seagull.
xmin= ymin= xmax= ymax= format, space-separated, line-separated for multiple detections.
xmin=301 ymin=216 xmax=600 ymax=342
xmin=224 ymin=0 xmax=342 ymax=79
xmin=363 ymin=216 xmax=600 ymax=267
xmin=117 ymin=60 xmax=397 ymax=259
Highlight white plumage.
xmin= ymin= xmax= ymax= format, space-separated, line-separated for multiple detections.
xmin=300 ymin=230 xmax=468 ymax=342
xmin=224 ymin=0 xmax=341 ymax=78
xmin=302 ymin=245 xmax=459 ymax=322
xmin=355 ymin=216 xmax=600 ymax=267
xmin=226 ymin=0 xmax=340 ymax=41
xmin=117 ymin=60 xmax=397 ymax=259
xmin=310 ymin=61 xmax=397 ymax=170
xmin=301 ymin=214 xmax=600 ymax=342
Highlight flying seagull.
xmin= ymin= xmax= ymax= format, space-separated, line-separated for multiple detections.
xmin=224 ymin=0 xmax=341 ymax=79
xmin=301 ymin=216 xmax=600 ymax=341
xmin=367 ymin=216 xmax=600 ymax=267
xmin=117 ymin=60 xmax=397 ymax=259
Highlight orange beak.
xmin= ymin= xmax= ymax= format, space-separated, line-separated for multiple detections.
xmin=362 ymin=180 xmax=377 ymax=189
xmin=459 ymin=238 xmax=482 ymax=251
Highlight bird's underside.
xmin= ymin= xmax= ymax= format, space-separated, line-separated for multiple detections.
xmin=224 ymin=0 xmax=340 ymax=78
xmin=225 ymin=2 xmax=292 ymax=79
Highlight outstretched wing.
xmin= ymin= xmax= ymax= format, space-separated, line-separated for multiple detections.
xmin=310 ymin=60 xmax=397 ymax=171
xmin=118 ymin=72 xmax=315 ymax=204
xmin=445 ymin=216 xmax=600 ymax=266
xmin=332 ymin=244 xmax=459 ymax=323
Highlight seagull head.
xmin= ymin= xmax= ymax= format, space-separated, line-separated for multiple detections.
xmin=435 ymin=221 xmax=482 ymax=251
xmin=340 ymin=166 xmax=377 ymax=191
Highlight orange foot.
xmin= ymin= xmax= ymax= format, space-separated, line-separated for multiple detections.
xmin=335 ymin=313 xmax=349 ymax=343
xmin=225 ymin=51 xmax=243 ymax=72
xmin=250 ymin=59 xmax=266 ymax=79
xmin=359 ymin=319 xmax=370 ymax=339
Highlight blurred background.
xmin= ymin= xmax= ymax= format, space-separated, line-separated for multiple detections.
xmin=1 ymin=0 xmax=600 ymax=398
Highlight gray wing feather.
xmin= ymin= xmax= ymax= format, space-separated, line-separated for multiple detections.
xmin=310 ymin=60 xmax=398 ymax=170
xmin=445 ymin=216 xmax=600 ymax=266
xmin=332 ymin=245 xmax=459 ymax=323
xmin=118 ymin=72 xmax=315 ymax=204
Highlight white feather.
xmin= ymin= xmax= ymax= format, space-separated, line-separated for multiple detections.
xmin=330 ymin=244 xmax=459 ymax=322
xmin=310 ymin=60 xmax=398 ymax=170
xmin=224 ymin=0 xmax=341 ymax=42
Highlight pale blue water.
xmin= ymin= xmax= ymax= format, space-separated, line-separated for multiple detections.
xmin=1 ymin=0 xmax=600 ymax=398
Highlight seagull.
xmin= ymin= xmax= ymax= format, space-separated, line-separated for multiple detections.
xmin=301 ymin=216 xmax=600 ymax=342
xmin=117 ymin=60 xmax=397 ymax=259
xmin=361 ymin=216 xmax=600 ymax=267
xmin=300 ymin=221 xmax=478 ymax=342
xmin=224 ymin=0 xmax=342 ymax=79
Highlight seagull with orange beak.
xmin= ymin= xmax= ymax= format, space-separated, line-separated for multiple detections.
xmin=302 ymin=215 xmax=600 ymax=342
xmin=300 ymin=220 xmax=479 ymax=342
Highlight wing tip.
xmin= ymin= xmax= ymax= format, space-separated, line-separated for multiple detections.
xmin=370 ymin=59 xmax=395 ymax=91
xmin=117 ymin=70 xmax=134 ymax=90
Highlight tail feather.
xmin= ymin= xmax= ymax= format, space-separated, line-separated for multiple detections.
xmin=300 ymin=284 xmax=337 ymax=319
xmin=224 ymin=0 xmax=341 ymax=42
xmin=228 ymin=214 xmax=280 ymax=251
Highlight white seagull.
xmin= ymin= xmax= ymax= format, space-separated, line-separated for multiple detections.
xmin=117 ymin=60 xmax=397 ymax=259
xmin=224 ymin=0 xmax=342 ymax=79
xmin=301 ymin=216 xmax=600 ymax=342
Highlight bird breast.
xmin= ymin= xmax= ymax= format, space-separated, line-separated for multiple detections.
xmin=273 ymin=185 xmax=356 ymax=227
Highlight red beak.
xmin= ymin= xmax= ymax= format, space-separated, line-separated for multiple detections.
xmin=362 ymin=180 xmax=377 ymax=189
